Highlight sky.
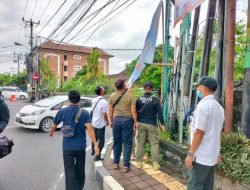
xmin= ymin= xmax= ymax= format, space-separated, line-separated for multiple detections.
xmin=0 ymin=0 xmax=247 ymax=75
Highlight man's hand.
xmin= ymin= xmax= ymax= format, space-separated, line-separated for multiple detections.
xmin=134 ymin=122 xmax=139 ymax=130
xmin=185 ymin=155 xmax=193 ymax=170
xmin=94 ymin=145 xmax=100 ymax=156
xmin=160 ymin=125 xmax=165 ymax=132
xmin=49 ymin=130 xmax=54 ymax=137
xmin=217 ymin=153 xmax=222 ymax=163
xmin=109 ymin=122 xmax=113 ymax=128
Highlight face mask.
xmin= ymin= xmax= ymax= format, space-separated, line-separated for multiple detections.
xmin=196 ymin=90 xmax=203 ymax=99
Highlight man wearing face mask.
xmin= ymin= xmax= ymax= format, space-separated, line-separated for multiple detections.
xmin=185 ymin=76 xmax=225 ymax=190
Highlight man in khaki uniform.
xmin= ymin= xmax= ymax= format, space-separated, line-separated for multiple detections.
xmin=109 ymin=79 xmax=138 ymax=173
xmin=136 ymin=82 xmax=165 ymax=170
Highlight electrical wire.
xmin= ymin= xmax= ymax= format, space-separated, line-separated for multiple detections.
xmin=58 ymin=0 xmax=98 ymax=43
xmin=38 ymin=0 xmax=52 ymax=22
xmin=37 ymin=0 xmax=68 ymax=35
xmin=31 ymin=0 xmax=38 ymax=18
xmin=23 ymin=0 xmax=29 ymax=18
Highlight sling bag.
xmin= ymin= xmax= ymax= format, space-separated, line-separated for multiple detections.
xmin=61 ymin=107 xmax=83 ymax=138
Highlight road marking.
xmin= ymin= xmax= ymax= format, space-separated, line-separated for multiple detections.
xmin=49 ymin=172 xmax=64 ymax=190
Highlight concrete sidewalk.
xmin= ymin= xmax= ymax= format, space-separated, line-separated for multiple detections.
xmin=95 ymin=141 xmax=187 ymax=190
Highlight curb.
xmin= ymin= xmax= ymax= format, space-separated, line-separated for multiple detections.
xmin=94 ymin=140 xmax=124 ymax=190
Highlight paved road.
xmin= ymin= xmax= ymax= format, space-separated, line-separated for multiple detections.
xmin=0 ymin=100 xmax=112 ymax=190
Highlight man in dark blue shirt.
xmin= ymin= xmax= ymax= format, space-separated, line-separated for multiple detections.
xmin=49 ymin=90 xmax=99 ymax=190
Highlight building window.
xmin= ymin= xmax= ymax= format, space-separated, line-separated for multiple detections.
xmin=64 ymin=76 xmax=67 ymax=81
xmin=64 ymin=54 xmax=68 ymax=61
xmin=64 ymin=65 xmax=67 ymax=72
xmin=74 ymin=65 xmax=81 ymax=70
xmin=74 ymin=55 xmax=81 ymax=59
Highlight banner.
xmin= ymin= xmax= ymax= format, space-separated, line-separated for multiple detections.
xmin=174 ymin=0 xmax=205 ymax=26
xmin=127 ymin=1 xmax=162 ymax=87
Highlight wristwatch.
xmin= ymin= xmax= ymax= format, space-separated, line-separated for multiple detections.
xmin=187 ymin=152 xmax=194 ymax=157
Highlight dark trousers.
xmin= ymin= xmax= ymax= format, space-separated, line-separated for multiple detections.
xmin=188 ymin=161 xmax=215 ymax=190
xmin=91 ymin=126 xmax=106 ymax=158
xmin=112 ymin=116 xmax=133 ymax=168
xmin=63 ymin=150 xmax=86 ymax=190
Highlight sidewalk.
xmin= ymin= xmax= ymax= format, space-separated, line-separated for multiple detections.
xmin=97 ymin=142 xmax=187 ymax=190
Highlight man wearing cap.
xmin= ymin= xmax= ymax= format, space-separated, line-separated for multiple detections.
xmin=0 ymin=89 xmax=10 ymax=133
xmin=186 ymin=76 xmax=225 ymax=190
xmin=136 ymin=81 xmax=165 ymax=171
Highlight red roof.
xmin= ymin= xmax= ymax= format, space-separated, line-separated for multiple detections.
xmin=39 ymin=40 xmax=113 ymax=57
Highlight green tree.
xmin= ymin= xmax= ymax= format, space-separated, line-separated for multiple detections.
xmin=139 ymin=64 xmax=162 ymax=89
xmin=40 ymin=58 xmax=57 ymax=94
xmin=86 ymin=48 xmax=102 ymax=80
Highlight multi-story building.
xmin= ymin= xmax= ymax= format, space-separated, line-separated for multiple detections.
xmin=33 ymin=40 xmax=113 ymax=87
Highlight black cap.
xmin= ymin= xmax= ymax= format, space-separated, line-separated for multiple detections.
xmin=198 ymin=76 xmax=218 ymax=91
xmin=144 ymin=81 xmax=154 ymax=89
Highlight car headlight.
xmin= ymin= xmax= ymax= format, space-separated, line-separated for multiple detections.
xmin=31 ymin=110 xmax=45 ymax=115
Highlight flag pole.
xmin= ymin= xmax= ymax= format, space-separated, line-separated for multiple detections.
xmin=163 ymin=0 xmax=171 ymax=125
xmin=161 ymin=1 xmax=165 ymax=103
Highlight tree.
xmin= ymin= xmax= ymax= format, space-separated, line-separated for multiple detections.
xmin=86 ymin=48 xmax=102 ymax=80
xmin=40 ymin=58 xmax=57 ymax=94
xmin=139 ymin=64 xmax=162 ymax=89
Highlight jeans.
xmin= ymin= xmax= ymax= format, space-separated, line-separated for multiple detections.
xmin=188 ymin=161 xmax=215 ymax=190
xmin=112 ymin=116 xmax=133 ymax=168
xmin=91 ymin=126 xmax=106 ymax=159
xmin=63 ymin=150 xmax=86 ymax=190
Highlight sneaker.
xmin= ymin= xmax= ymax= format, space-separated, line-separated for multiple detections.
xmin=121 ymin=166 xmax=130 ymax=173
xmin=153 ymin=162 xmax=160 ymax=171
xmin=137 ymin=161 xmax=143 ymax=169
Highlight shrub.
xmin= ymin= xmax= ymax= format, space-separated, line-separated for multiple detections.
xmin=217 ymin=133 xmax=250 ymax=184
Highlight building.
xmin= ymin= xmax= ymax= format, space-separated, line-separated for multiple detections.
xmin=34 ymin=40 xmax=113 ymax=87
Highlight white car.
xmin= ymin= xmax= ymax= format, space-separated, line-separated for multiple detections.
xmin=1 ymin=86 xmax=29 ymax=100
xmin=15 ymin=96 xmax=92 ymax=132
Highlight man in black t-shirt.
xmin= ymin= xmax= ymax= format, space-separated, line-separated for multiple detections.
xmin=0 ymin=89 xmax=9 ymax=133
xmin=136 ymin=82 xmax=165 ymax=171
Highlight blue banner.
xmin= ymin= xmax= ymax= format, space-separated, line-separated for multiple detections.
xmin=127 ymin=1 xmax=162 ymax=87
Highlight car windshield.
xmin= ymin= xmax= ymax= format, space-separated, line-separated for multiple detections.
xmin=34 ymin=97 xmax=66 ymax=108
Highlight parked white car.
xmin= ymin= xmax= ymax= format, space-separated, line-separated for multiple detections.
xmin=15 ymin=96 xmax=92 ymax=132
xmin=1 ymin=86 xmax=29 ymax=100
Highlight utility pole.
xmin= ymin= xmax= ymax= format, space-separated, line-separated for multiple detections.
xmin=215 ymin=0 xmax=226 ymax=102
xmin=224 ymin=0 xmax=236 ymax=134
xmin=22 ymin=18 xmax=39 ymax=102
xmin=163 ymin=0 xmax=171 ymax=125
xmin=240 ymin=0 xmax=250 ymax=138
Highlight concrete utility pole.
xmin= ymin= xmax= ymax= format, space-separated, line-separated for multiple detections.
xmin=240 ymin=0 xmax=250 ymax=138
xmin=224 ymin=0 xmax=236 ymax=134
xmin=22 ymin=18 xmax=39 ymax=101
xmin=215 ymin=0 xmax=225 ymax=102
xmin=199 ymin=0 xmax=217 ymax=77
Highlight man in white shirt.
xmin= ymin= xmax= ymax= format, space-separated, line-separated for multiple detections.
xmin=185 ymin=77 xmax=225 ymax=190
xmin=91 ymin=86 xmax=109 ymax=161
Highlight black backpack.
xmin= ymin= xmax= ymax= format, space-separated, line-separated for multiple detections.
xmin=0 ymin=136 xmax=14 ymax=159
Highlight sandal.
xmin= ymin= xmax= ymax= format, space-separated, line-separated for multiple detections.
xmin=113 ymin=163 xmax=119 ymax=170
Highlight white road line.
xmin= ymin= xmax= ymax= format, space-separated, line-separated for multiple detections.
xmin=49 ymin=172 xmax=64 ymax=190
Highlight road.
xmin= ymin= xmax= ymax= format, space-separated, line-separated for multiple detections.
xmin=0 ymin=100 xmax=112 ymax=190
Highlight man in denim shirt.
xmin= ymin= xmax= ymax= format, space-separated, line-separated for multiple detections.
xmin=49 ymin=90 xmax=99 ymax=190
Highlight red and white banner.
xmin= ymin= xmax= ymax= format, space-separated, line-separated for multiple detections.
xmin=174 ymin=0 xmax=205 ymax=26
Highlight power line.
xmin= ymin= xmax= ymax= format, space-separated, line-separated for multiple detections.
xmin=31 ymin=0 xmax=38 ymax=18
xmin=37 ymin=0 xmax=68 ymax=35
xmin=38 ymin=0 xmax=52 ymax=22
xmin=58 ymin=0 xmax=98 ymax=43
xmin=23 ymin=0 xmax=29 ymax=18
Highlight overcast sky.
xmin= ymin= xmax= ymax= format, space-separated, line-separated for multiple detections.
xmin=0 ymin=0 xmax=247 ymax=75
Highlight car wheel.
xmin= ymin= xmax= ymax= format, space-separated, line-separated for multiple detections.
xmin=20 ymin=95 xmax=25 ymax=100
xmin=39 ymin=117 xmax=53 ymax=132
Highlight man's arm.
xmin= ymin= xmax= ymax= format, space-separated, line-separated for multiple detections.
xmin=185 ymin=129 xmax=204 ymax=169
xmin=156 ymin=99 xmax=165 ymax=130
xmin=108 ymin=103 xmax=114 ymax=128
xmin=131 ymin=105 xmax=138 ymax=129
xmin=49 ymin=123 xmax=58 ymax=137
xmin=86 ymin=123 xmax=99 ymax=156
xmin=103 ymin=113 xmax=109 ymax=125
xmin=0 ymin=103 xmax=10 ymax=132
